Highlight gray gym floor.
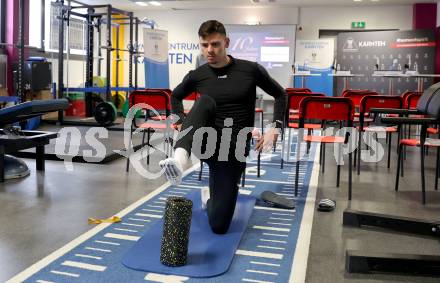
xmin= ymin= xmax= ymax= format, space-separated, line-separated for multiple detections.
xmin=307 ymin=142 xmax=440 ymax=282
xmin=1 ymin=124 xmax=440 ymax=282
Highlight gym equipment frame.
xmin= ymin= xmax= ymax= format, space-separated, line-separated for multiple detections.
xmin=54 ymin=0 xmax=149 ymax=126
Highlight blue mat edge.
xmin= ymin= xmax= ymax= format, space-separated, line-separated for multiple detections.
xmin=121 ymin=193 xmax=257 ymax=278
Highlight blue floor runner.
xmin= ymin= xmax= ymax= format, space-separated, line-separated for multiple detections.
xmin=18 ymin=137 xmax=317 ymax=283
xmin=122 ymin=193 xmax=256 ymax=277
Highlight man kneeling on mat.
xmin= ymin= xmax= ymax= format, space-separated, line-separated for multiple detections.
xmin=160 ymin=20 xmax=286 ymax=234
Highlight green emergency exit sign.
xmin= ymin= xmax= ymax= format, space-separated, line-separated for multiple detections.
xmin=351 ymin=21 xmax=366 ymax=29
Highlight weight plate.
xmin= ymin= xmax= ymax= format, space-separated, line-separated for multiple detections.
xmin=94 ymin=101 xmax=117 ymax=126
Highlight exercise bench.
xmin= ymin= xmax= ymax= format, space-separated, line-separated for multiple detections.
xmin=0 ymin=99 xmax=69 ymax=182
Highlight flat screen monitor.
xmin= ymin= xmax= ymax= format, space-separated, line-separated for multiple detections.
xmin=226 ymin=24 xmax=296 ymax=93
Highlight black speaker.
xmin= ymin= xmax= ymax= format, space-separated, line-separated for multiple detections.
xmin=0 ymin=54 xmax=7 ymax=89
xmin=14 ymin=60 xmax=52 ymax=91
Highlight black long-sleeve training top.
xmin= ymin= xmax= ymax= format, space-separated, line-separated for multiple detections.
xmin=171 ymin=56 xmax=287 ymax=134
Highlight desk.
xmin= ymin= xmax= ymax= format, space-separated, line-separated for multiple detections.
xmin=328 ymin=73 xmax=365 ymax=92
xmin=407 ymin=74 xmax=440 ymax=92
xmin=292 ymin=73 xmax=321 ymax=88
xmin=372 ymin=73 xmax=440 ymax=95
xmin=371 ymin=73 xmax=402 ymax=95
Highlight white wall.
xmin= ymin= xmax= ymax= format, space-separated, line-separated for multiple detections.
xmin=437 ymin=1 xmax=440 ymax=27
xmin=36 ymin=4 xmax=415 ymax=90
xmin=134 ymin=7 xmax=299 ymax=88
xmin=133 ymin=5 xmax=413 ymax=89
xmin=42 ymin=57 xmax=83 ymax=88
xmin=298 ymin=5 xmax=413 ymax=39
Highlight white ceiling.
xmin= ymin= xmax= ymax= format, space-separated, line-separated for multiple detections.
xmin=79 ymin=0 xmax=437 ymax=11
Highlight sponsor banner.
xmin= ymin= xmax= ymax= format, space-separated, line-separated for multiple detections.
xmin=390 ymin=42 xmax=436 ymax=48
xmin=144 ymin=29 xmax=170 ymax=88
xmin=337 ymin=29 xmax=436 ymax=95
xmin=295 ymin=39 xmax=335 ymax=96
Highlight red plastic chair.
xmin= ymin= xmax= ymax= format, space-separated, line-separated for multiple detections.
xmin=404 ymin=91 xmax=421 ymax=109
xmin=286 ymin=88 xmax=312 ymax=94
xmin=356 ymin=95 xmax=403 ymax=174
xmin=183 ymin=92 xmax=200 ymax=114
xmin=377 ymin=83 xmax=440 ymax=204
xmin=286 ymin=92 xmax=325 ymax=119
xmin=392 ymin=123 xmax=440 ymax=205
xmin=342 ymin=90 xmax=379 ymax=114
xmin=396 ymin=91 xmax=439 ymax=181
xmin=126 ymin=89 xmax=176 ymax=171
xmin=295 ymin=97 xmax=355 ymax=199
xmin=280 ymin=92 xmax=325 ymax=169
xmin=143 ymin=88 xmax=172 ymax=121
xmin=341 ymin=89 xmax=370 ymax=97
xmin=386 ymin=91 xmax=420 ymax=117
xmin=399 ymin=92 xmax=425 ymax=158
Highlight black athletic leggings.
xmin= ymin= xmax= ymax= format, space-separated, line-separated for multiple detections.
xmin=174 ymin=95 xmax=246 ymax=234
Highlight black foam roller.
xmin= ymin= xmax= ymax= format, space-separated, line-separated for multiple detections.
xmin=160 ymin=197 xmax=193 ymax=266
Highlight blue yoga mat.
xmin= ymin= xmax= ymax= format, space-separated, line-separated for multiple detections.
xmin=122 ymin=192 xmax=256 ymax=277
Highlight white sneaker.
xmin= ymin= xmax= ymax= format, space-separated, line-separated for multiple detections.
xmin=159 ymin=158 xmax=184 ymax=185
xmin=201 ymin=186 xmax=210 ymax=210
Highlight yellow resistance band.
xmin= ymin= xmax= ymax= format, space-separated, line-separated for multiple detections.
xmin=88 ymin=216 xmax=121 ymax=225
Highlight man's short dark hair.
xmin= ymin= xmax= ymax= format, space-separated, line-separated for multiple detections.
xmin=198 ymin=20 xmax=227 ymax=38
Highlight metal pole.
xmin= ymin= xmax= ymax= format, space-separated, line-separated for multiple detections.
xmin=115 ymin=25 xmax=119 ymax=106
xmin=128 ymin=12 xmax=133 ymax=88
xmin=68 ymin=11 xmax=87 ymax=18
xmin=418 ymin=77 xmax=424 ymax=92
xmin=97 ymin=18 xmax=101 ymax=76
xmin=69 ymin=0 xmax=89 ymax=7
xmin=56 ymin=0 xmax=65 ymax=123
xmin=108 ymin=6 xmax=131 ymax=17
xmin=105 ymin=5 xmax=111 ymax=102
xmin=41 ymin=0 xmax=45 ymax=51
xmin=85 ymin=7 xmax=94 ymax=117
xmin=134 ymin=17 xmax=138 ymax=89
xmin=18 ymin=0 xmax=25 ymax=102
xmin=389 ymin=78 xmax=394 ymax=95
xmin=0 ymin=0 xmax=5 ymax=45
xmin=66 ymin=1 xmax=70 ymax=101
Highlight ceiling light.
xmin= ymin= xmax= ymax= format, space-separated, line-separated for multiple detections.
xmin=244 ymin=21 xmax=261 ymax=25
xmin=149 ymin=1 xmax=162 ymax=6
xmin=353 ymin=0 xmax=362 ymax=2
xmin=135 ymin=2 xmax=148 ymax=6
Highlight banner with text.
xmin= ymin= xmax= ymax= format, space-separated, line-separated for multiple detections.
xmin=336 ymin=29 xmax=436 ymax=95
xmin=144 ymin=29 xmax=170 ymax=88
xmin=295 ymin=39 xmax=335 ymax=96
xmin=226 ymin=24 xmax=296 ymax=95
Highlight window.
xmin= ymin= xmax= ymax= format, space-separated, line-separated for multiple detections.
xmin=47 ymin=1 xmax=86 ymax=55
xmin=29 ymin=0 xmax=43 ymax=49
xmin=0 ymin=0 xmax=5 ymax=46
